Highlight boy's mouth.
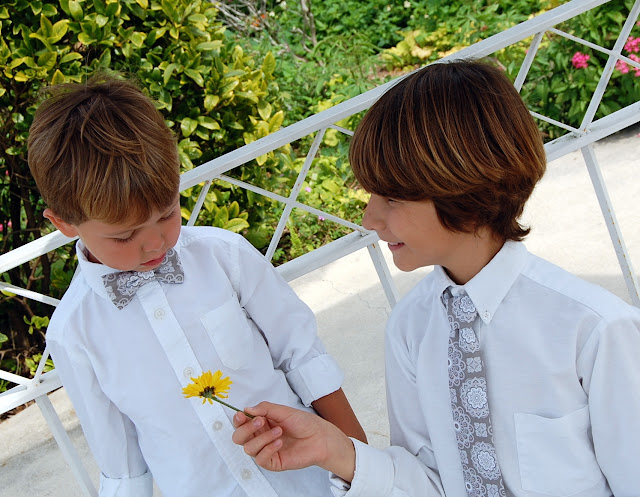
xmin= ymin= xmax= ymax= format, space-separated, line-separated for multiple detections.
xmin=142 ymin=253 xmax=167 ymax=267
xmin=387 ymin=242 xmax=405 ymax=251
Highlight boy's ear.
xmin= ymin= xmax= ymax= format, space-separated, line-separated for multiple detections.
xmin=43 ymin=208 xmax=79 ymax=238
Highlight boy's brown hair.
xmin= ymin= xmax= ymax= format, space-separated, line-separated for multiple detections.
xmin=28 ymin=73 xmax=180 ymax=226
xmin=349 ymin=59 xmax=547 ymax=241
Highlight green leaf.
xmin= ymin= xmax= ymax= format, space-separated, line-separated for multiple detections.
xmin=197 ymin=116 xmax=220 ymax=130
xmin=257 ymin=100 xmax=272 ymax=120
xmin=214 ymin=206 xmax=229 ymax=227
xmin=39 ymin=14 xmax=54 ymax=38
xmin=268 ymin=111 xmax=284 ymax=132
xmin=180 ymin=117 xmax=198 ymax=137
xmin=78 ymin=32 xmax=97 ymax=44
xmin=196 ymin=41 xmax=222 ymax=51
xmin=37 ymin=51 xmax=57 ymax=70
xmin=204 ymin=94 xmax=220 ymax=111
xmin=225 ymin=218 xmax=250 ymax=233
xmin=163 ymin=62 xmax=179 ymax=85
xmin=131 ymin=32 xmax=146 ymax=48
xmin=188 ymin=14 xmax=208 ymax=24
xmin=321 ymin=179 xmax=341 ymax=194
xmin=60 ymin=52 xmax=84 ymax=64
xmin=184 ymin=68 xmax=204 ymax=86
xmin=0 ymin=332 xmax=8 ymax=344
xmin=262 ymin=51 xmax=276 ymax=76
xmin=49 ymin=20 xmax=70 ymax=43
xmin=136 ymin=0 xmax=149 ymax=8
xmin=68 ymin=0 xmax=83 ymax=20
xmin=51 ymin=69 xmax=66 ymax=85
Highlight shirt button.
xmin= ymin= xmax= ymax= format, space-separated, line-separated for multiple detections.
xmin=483 ymin=311 xmax=491 ymax=320
xmin=241 ymin=469 xmax=252 ymax=480
xmin=213 ymin=421 xmax=223 ymax=431
xmin=183 ymin=367 xmax=195 ymax=379
xmin=154 ymin=308 xmax=165 ymax=320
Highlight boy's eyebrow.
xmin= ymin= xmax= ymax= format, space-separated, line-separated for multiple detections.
xmin=106 ymin=200 xmax=179 ymax=236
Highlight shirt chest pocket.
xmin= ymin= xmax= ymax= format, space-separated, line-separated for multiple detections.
xmin=514 ymin=406 xmax=605 ymax=496
xmin=200 ymin=293 xmax=254 ymax=371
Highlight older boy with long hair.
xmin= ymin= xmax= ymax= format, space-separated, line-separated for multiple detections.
xmin=232 ymin=60 xmax=640 ymax=497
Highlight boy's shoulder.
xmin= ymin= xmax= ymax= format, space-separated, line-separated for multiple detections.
xmin=178 ymin=225 xmax=245 ymax=248
xmin=47 ymin=267 xmax=94 ymax=342
xmin=522 ymin=252 xmax=636 ymax=318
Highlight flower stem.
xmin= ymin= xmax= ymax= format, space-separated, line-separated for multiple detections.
xmin=214 ymin=397 xmax=255 ymax=419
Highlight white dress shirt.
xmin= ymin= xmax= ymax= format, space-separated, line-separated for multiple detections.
xmin=47 ymin=226 xmax=344 ymax=497
xmin=332 ymin=241 xmax=640 ymax=497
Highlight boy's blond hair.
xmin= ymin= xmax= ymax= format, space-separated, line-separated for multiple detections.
xmin=28 ymin=73 xmax=180 ymax=226
xmin=349 ymin=60 xmax=547 ymax=241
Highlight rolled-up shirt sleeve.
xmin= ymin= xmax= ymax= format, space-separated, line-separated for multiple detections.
xmin=47 ymin=335 xmax=152 ymax=497
xmin=329 ymin=440 xmax=444 ymax=497
xmin=234 ymin=238 xmax=343 ymax=406
xmin=327 ymin=311 xmax=445 ymax=497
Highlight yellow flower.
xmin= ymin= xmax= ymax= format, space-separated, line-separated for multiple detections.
xmin=182 ymin=370 xmax=232 ymax=404
xmin=182 ymin=370 xmax=255 ymax=418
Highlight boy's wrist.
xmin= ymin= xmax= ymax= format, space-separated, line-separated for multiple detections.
xmin=319 ymin=423 xmax=356 ymax=482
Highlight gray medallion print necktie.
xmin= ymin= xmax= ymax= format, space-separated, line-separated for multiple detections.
xmin=443 ymin=287 xmax=507 ymax=497
xmin=102 ymin=248 xmax=184 ymax=310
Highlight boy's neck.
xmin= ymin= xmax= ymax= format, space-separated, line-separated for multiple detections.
xmin=443 ymin=230 xmax=505 ymax=286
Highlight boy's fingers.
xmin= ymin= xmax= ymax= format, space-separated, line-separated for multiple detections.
xmin=245 ymin=402 xmax=293 ymax=423
xmin=254 ymin=438 xmax=284 ymax=469
xmin=242 ymin=426 xmax=283 ymax=458
xmin=232 ymin=416 xmax=265 ymax=445
xmin=232 ymin=411 xmax=249 ymax=429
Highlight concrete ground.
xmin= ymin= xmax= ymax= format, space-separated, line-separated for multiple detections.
xmin=1 ymin=124 xmax=639 ymax=496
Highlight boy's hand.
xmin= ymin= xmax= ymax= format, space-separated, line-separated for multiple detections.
xmin=232 ymin=402 xmax=356 ymax=482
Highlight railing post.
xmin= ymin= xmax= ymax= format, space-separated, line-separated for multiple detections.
xmin=35 ymin=394 xmax=98 ymax=497
xmin=581 ymin=144 xmax=640 ymax=306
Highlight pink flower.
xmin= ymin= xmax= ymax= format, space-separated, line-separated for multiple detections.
xmin=630 ymin=54 xmax=640 ymax=77
xmin=625 ymin=36 xmax=640 ymax=53
xmin=318 ymin=216 xmax=325 ymax=221
xmin=616 ymin=59 xmax=630 ymax=74
xmin=571 ymin=52 xmax=590 ymax=69
xmin=304 ymin=186 xmax=311 ymax=193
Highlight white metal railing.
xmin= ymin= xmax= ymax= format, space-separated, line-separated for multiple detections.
xmin=1 ymin=0 xmax=639 ymax=493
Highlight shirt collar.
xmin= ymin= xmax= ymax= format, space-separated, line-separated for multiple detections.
xmin=434 ymin=241 xmax=528 ymax=324
xmin=75 ymin=236 xmax=184 ymax=302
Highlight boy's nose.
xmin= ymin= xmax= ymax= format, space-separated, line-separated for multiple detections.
xmin=142 ymin=229 xmax=164 ymax=252
xmin=362 ymin=195 xmax=384 ymax=232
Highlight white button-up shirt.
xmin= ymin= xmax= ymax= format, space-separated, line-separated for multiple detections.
xmin=332 ymin=241 xmax=640 ymax=497
xmin=47 ymin=226 xmax=343 ymax=497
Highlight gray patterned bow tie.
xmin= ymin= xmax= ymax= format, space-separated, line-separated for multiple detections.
xmin=102 ymin=248 xmax=184 ymax=310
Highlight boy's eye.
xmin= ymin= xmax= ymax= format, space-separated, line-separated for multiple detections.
xmin=160 ymin=208 xmax=178 ymax=221
xmin=112 ymin=236 xmax=134 ymax=244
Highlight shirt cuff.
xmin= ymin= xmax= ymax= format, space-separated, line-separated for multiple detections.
xmin=329 ymin=439 xmax=394 ymax=497
xmin=285 ymin=353 xmax=344 ymax=407
xmin=99 ymin=470 xmax=153 ymax=497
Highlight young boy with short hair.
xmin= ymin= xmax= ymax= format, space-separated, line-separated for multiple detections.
xmin=231 ymin=60 xmax=640 ymax=496
xmin=27 ymin=74 xmax=365 ymax=497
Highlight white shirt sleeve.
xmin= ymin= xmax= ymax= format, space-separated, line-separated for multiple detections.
xmin=329 ymin=441 xmax=444 ymax=497
xmin=328 ymin=318 xmax=445 ymax=497
xmin=578 ymin=312 xmax=640 ymax=497
xmin=47 ymin=336 xmax=152 ymax=497
xmin=234 ymin=238 xmax=344 ymax=406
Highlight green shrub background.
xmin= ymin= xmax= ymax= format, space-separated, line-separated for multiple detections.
xmin=1 ymin=0 xmax=638 ymax=391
